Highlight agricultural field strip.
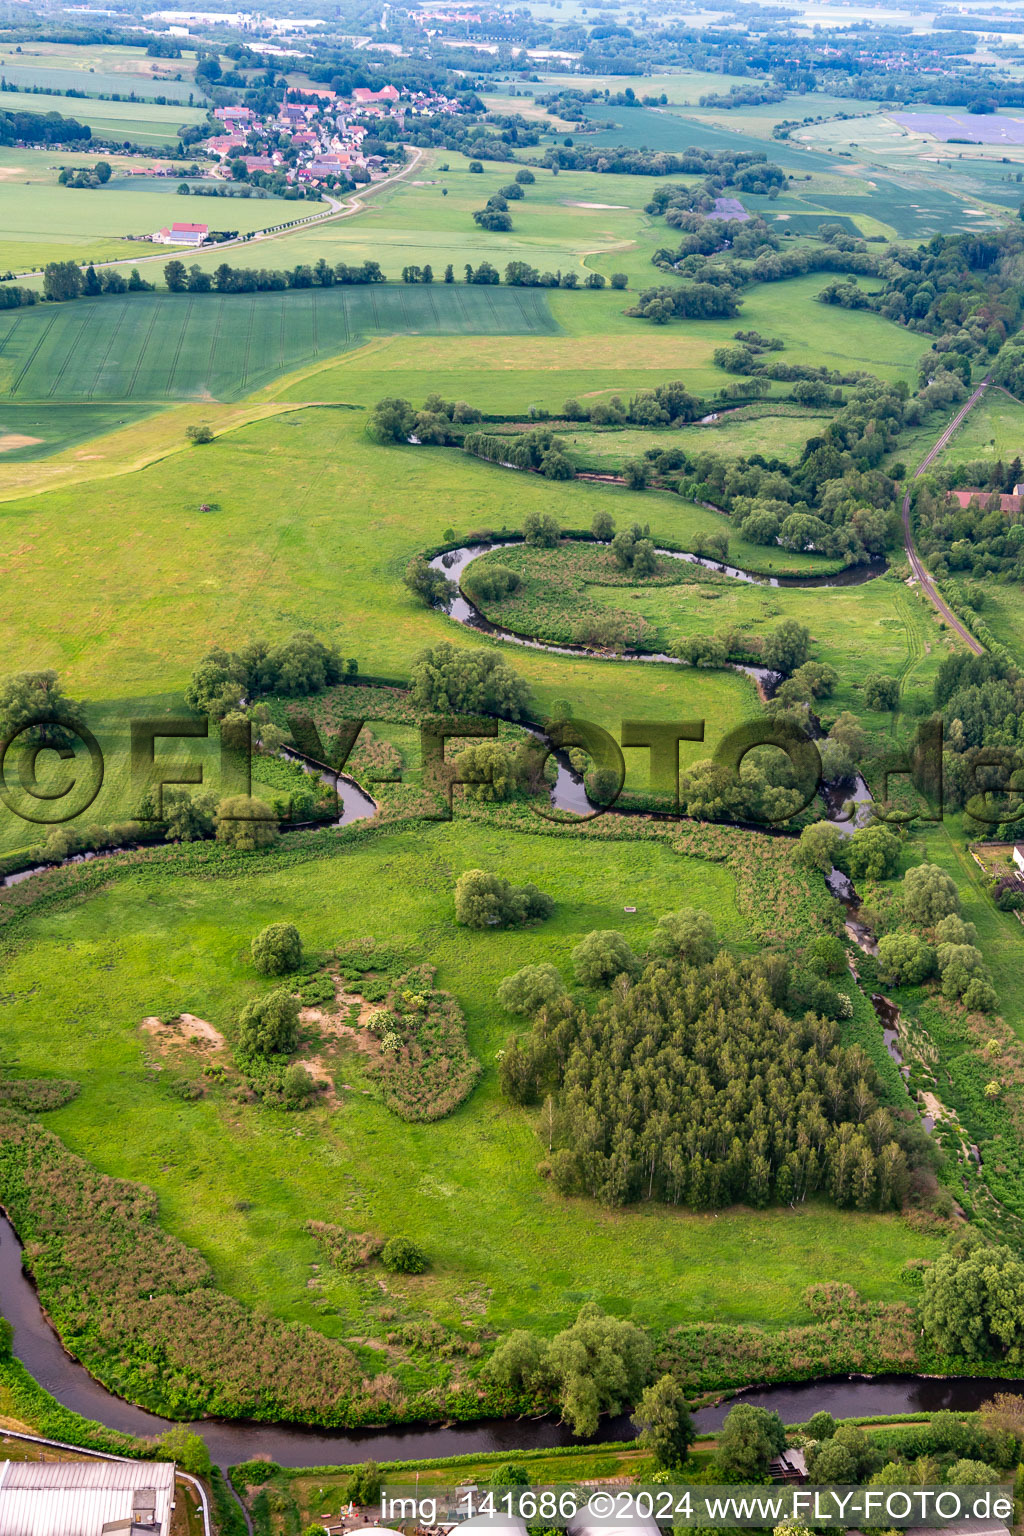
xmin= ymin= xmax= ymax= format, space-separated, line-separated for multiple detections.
xmin=0 ymin=286 xmax=560 ymax=404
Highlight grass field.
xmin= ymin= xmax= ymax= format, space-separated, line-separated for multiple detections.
xmin=0 ymin=400 xmax=153 ymax=460
xmin=0 ymin=39 xmax=202 ymax=92
xmin=0 ymin=822 xmax=939 ymax=1345
xmin=583 ymin=562 xmax=952 ymax=718
xmin=0 ymin=62 xmax=199 ymax=101
xmin=272 ymin=273 xmax=924 ymax=418
xmin=565 ymin=409 xmax=834 ymax=469
xmin=0 ymin=88 xmax=207 ymax=148
xmin=0 ymin=267 xmax=923 ymax=418
xmin=0 ymin=286 xmax=557 ymax=403
xmin=186 ymin=153 xmax=659 ymax=285
xmin=0 ymin=403 xmax=770 ymax=736
xmin=938 ymin=388 xmax=1024 ymax=466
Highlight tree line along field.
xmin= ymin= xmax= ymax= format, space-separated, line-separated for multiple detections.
xmin=0 ymin=821 xmax=940 ymax=1350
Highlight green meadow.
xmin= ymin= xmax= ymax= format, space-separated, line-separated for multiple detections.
xmin=0 ymin=178 xmax=307 ymax=276
xmin=273 ymin=273 xmax=925 ymax=418
xmin=0 ymin=822 xmax=938 ymax=1342
xmin=566 ymin=409 xmax=834 ymax=468
xmin=0 ymin=111 xmax=1014 ymax=1425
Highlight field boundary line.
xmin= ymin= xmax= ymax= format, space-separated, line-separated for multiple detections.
xmin=7 ymin=309 xmax=60 ymax=398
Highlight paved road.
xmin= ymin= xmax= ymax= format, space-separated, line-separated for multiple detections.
xmin=16 ymin=143 xmax=425 ymax=278
xmin=900 ymin=378 xmax=988 ymax=657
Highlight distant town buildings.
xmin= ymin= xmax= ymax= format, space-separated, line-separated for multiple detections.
xmin=197 ymin=80 xmax=462 ymax=189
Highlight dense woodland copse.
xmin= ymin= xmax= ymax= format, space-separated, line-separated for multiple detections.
xmin=501 ymin=950 xmax=934 ymax=1210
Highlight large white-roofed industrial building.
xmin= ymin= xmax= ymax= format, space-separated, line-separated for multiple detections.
xmin=0 ymin=1458 xmax=175 ymax=1536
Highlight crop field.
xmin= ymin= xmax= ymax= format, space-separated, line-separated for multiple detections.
xmin=0 ymin=823 xmax=939 ymax=1343
xmin=792 ymin=113 xmax=1021 ymax=228
xmin=0 ymin=285 xmax=558 ymax=402
xmin=0 ymin=39 xmax=202 ymax=84
xmin=662 ymin=90 xmax=885 ymax=143
xmin=0 ymin=180 xmax=307 ymax=276
xmin=273 ymin=274 xmax=925 ymax=419
xmin=533 ymin=68 xmax=758 ymax=101
xmin=0 ymin=61 xmax=198 ymax=101
xmin=0 ymin=88 xmax=208 ymax=147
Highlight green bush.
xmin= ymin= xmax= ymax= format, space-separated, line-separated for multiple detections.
xmin=251 ymin=922 xmax=303 ymax=976
xmin=381 ymin=1236 xmax=429 ymax=1273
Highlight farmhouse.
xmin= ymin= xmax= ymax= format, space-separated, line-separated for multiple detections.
xmin=1014 ymin=846 xmax=1024 ymax=873
xmin=0 ymin=1459 xmax=175 ymax=1536
xmin=152 ymin=222 xmax=209 ymax=246
xmin=952 ymin=487 xmax=1024 ymax=514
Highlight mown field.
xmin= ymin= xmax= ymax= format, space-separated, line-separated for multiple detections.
xmin=0 ymin=178 xmax=306 ymax=277
xmin=0 ymin=821 xmax=938 ymax=1345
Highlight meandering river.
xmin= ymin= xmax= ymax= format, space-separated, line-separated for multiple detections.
xmin=1 ymin=1213 xmax=1018 ymax=1468
xmin=0 ymin=540 xmax=958 ymax=1469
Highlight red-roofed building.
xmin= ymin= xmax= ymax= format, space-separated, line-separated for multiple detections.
xmin=242 ymin=155 xmax=275 ymax=173
xmin=952 ymin=488 xmax=1024 ymax=514
xmin=214 ymin=105 xmax=254 ymax=123
xmin=153 ymin=222 xmax=209 ymax=246
xmin=206 ymin=134 xmax=246 ymax=157
xmin=352 ymin=85 xmax=400 ymax=106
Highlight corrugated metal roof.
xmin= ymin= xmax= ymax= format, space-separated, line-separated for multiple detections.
xmin=0 ymin=1460 xmax=174 ymax=1536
